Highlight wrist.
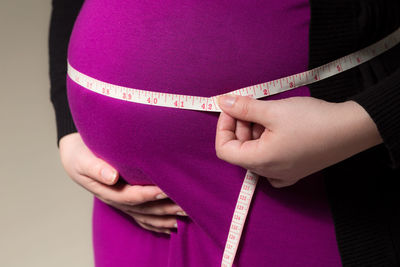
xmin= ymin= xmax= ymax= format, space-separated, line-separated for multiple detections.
xmin=59 ymin=132 xmax=80 ymax=150
xmin=338 ymin=100 xmax=383 ymax=153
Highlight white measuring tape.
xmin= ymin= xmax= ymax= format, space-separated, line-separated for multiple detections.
xmin=68 ymin=27 xmax=400 ymax=267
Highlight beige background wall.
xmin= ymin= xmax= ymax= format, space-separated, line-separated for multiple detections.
xmin=0 ymin=1 xmax=94 ymax=266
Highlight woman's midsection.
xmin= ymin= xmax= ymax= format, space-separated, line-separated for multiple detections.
xmin=67 ymin=0 xmax=310 ymax=185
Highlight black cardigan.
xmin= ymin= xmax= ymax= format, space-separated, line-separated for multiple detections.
xmin=49 ymin=0 xmax=400 ymax=265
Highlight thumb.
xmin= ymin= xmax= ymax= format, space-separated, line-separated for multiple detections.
xmin=79 ymin=148 xmax=119 ymax=186
xmin=217 ymin=95 xmax=269 ymax=125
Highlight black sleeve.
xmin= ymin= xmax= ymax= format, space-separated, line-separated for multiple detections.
xmin=49 ymin=0 xmax=84 ymax=147
xmin=347 ymin=2 xmax=400 ymax=169
xmin=348 ymin=57 xmax=400 ymax=169
xmin=308 ymin=0 xmax=400 ymax=169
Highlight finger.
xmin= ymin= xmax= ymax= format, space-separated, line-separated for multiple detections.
xmin=136 ymin=221 xmax=172 ymax=235
xmin=215 ymin=111 xmax=242 ymax=162
xmin=236 ymin=119 xmax=252 ymax=142
xmin=128 ymin=199 xmax=188 ymax=216
xmin=216 ymin=111 xmax=237 ymax=148
xmin=266 ymin=177 xmax=280 ymax=188
xmin=84 ymin=180 xmax=167 ymax=206
xmin=216 ymin=112 xmax=261 ymax=167
xmin=266 ymin=177 xmax=295 ymax=188
xmin=130 ymin=213 xmax=178 ymax=229
xmin=252 ymin=123 xmax=265 ymax=140
xmin=217 ymin=139 xmax=261 ymax=168
xmin=77 ymin=149 xmax=119 ymax=185
xmin=217 ymin=95 xmax=269 ymax=125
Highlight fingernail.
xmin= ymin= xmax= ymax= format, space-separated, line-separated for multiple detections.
xmin=101 ymin=168 xmax=117 ymax=183
xmin=164 ymin=230 xmax=171 ymax=234
xmin=174 ymin=223 xmax=178 ymax=228
xmin=218 ymin=95 xmax=236 ymax=108
xmin=155 ymin=193 xmax=168 ymax=200
xmin=176 ymin=211 xmax=187 ymax=216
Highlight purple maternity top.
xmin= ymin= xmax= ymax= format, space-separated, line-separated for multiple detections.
xmin=67 ymin=0 xmax=342 ymax=266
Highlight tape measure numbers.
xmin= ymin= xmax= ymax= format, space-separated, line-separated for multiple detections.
xmin=67 ymin=27 xmax=400 ymax=267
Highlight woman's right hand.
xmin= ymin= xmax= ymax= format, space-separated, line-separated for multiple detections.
xmin=59 ymin=132 xmax=187 ymax=234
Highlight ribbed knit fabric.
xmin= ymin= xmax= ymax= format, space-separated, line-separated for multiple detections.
xmin=322 ymin=155 xmax=400 ymax=266
xmin=308 ymin=1 xmax=359 ymax=103
xmin=308 ymin=0 xmax=400 ymax=266
xmin=308 ymin=0 xmax=400 ymax=169
xmin=351 ymin=67 xmax=400 ymax=169
xmin=349 ymin=0 xmax=400 ymax=170
xmin=49 ymin=0 xmax=83 ymax=146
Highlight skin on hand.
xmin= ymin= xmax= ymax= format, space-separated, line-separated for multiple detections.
xmin=59 ymin=132 xmax=187 ymax=234
xmin=215 ymin=95 xmax=383 ymax=188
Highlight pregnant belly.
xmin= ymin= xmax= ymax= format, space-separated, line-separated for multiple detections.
xmin=67 ymin=76 xmax=221 ymax=185
xmin=64 ymin=3 xmax=342 ymax=265
xmin=66 ymin=0 xmax=310 ymax=185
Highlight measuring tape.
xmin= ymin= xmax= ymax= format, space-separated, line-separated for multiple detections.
xmin=68 ymin=27 xmax=400 ymax=267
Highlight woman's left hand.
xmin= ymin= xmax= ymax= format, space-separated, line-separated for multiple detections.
xmin=215 ymin=95 xmax=382 ymax=188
